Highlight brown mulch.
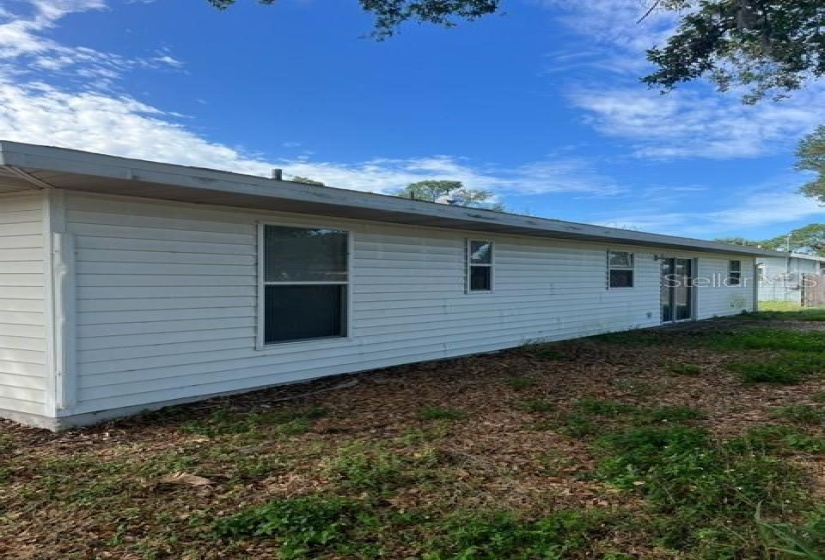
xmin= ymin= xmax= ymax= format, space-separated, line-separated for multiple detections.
xmin=0 ymin=318 xmax=824 ymax=559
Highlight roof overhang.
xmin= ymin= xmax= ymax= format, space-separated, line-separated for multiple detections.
xmin=0 ymin=140 xmax=782 ymax=257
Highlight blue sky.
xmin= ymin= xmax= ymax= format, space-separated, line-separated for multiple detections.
xmin=1 ymin=0 xmax=823 ymax=240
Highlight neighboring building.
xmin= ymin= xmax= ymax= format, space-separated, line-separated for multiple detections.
xmin=0 ymin=142 xmax=773 ymax=429
xmin=756 ymin=253 xmax=825 ymax=304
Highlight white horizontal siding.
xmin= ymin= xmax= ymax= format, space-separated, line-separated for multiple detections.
xmin=695 ymin=257 xmax=755 ymax=319
xmin=0 ymin=193 xmax=47 ymax=415
xmin=64 ymin=192 xmax=755 ymax=417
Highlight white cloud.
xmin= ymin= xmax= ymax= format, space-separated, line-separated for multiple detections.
xmin=0 ymin=0 xmax=625 ymax=200
xmin=596 ymin=181 xmax=825 ymax=238
xmin=0 ymin=77 xmax=620 ymax=197
xmin=0 ymin=0 xmax=180 ymax=89
xmin=541 ymin=0 xmax=825 ymax=160
xmin=568 ymin=85 xmax=823 ymax=159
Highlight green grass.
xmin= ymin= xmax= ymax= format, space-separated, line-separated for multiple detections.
xmin=423 ymin=509 xmax=618 ymax=560
xmin=419 ymin=407 xmax=468 ymax=421
xmin=518 ymin=398 xmax=557 ymax=413
xmin=758 ymin=506 xmax=825 ymax=560
xmin=594 ymin=425 xmax=810 ymax=554
xmin=181 ymin=406 xmax=328 ymax=437
xmin=325 ymin=442 xmax=425 ymax=492
xmin=747 ymin=301 xmax=825 ymax=321
xmin=726 ymin=351 xmax=825 ymax=384
xmin=772 ymin=404 xmax=825 ymax=425
xmin=728 ymin=424 xmax=825 ymax=455
xmin=708 ymin=328 xmax=825 ymax=353
xmin=758 ymin=301 xmax=806 ymax=312
xmin=214 ymin=495 xmax=374 ymax=559
xmin=505 ymin=377 xmax=538 ymax=391
xmin=666 ymin=363 xmax=703 ymax=376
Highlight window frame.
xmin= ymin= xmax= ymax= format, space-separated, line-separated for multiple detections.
xmin=727 ymin=259 xmax=742 ymax=286
xmin=466 ymin=239 xmax=494 ymax=293
xmin=256 ymin=222 xmax=354 ymax=349
xmin=607 ymin=250 xmax=635 ymax=289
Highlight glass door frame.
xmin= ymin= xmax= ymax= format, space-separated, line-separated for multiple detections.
xmin=660 ymin=257 xmax=696 ymax=323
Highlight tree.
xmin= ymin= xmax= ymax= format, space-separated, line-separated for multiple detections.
xmin=205 ymin=0 xmax=499 ymax=38
xmin=765 ymin=224 xmax=825 ymax=255
xmin=642 ymin=1 xmax=825 ymax=104
xmin=208 ymin=2 xmax=824 ymax=99
xmin=714 ymin=236 xmax=762 ymax=247
xmin=797 ymin=125 xmax=825 ymax=201
xmin=393 ymin=180 xmax=504 ymax=210
xmin=291 ymin=175 xmax=326 ymax=186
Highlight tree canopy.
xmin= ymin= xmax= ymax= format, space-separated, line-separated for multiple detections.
xmin=208 ymin=1 xmax=825 ymax=96
xmin=291 ymin=175 xmax=327 ymax=186
xmin=716 ymin=223 xmax=825 ymax=256
xmin=206 ymin=0 xmax=499 ymax=38
xmin=797 ymin=125 xmax=825 ymax=202
xmin=393 ymin=180 xmax=504 ymax=210
xmin=643 ymin=1 xmax=825 ymax=103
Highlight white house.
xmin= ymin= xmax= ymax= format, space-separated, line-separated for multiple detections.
xmin=0 ymin=142 xmax=773 ymax=429
xmin=756 ymin=253 xmax=825 ymax=304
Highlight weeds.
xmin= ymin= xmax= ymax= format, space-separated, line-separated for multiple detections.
xmin=708 ymin=328 xmax=825 ymax=353
xmin=424 ymin=509 xmax=616 ymax=560
xmin=772 ymin=404 xmax=825 ymax=425
xmin=595 ymin=425 xmax=809 ymax=554
xmin=667 ymin=363 xmax=703 ymax=376
xmin=181 ymin=406 xmax=327 ymax=437
xmin=419 ymin=407 xmax=468 ymax=421
xmin=518 ymin=399 xmax=557 ymax=413
xmin=214 ymin=495 xmax=372 ymax=559
xmin=505 ymin=377 xmax=538 ymax=391
xmin=726 ymin=356 xmax=816 ymax=384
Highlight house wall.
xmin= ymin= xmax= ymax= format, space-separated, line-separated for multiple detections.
xmin=757 ymin=256 xmax=822 ymax=303
xmin=0 ymin=192 xmax=48 ymax=418
xmin=54 ymin=192 xmax=754 ymax=420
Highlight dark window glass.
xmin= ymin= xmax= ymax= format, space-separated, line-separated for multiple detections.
xmin=470 ymin=266 xmax=492 ymax=291
xmin=264 ymin=285 xmax=345 ymax=343
xmin=609 ymin=269 xmax=634 ymax=288
xmin=264 ymin=226 xmax=348 ymax=282
xmin=728 ymin=260 xmax=742 ymax=285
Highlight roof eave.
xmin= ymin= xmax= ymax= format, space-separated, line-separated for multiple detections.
xmin=0 ymin=140 xmax=780 ymax=257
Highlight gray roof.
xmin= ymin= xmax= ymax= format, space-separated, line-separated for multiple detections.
xmin=0 ymin=140 xmax=783 ymax=257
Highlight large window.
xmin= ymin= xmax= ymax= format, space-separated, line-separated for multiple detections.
xmin=261 ymin=225 xmax=349 ymax=344
xmin=608 ymin=251 xmax=634 ymax=288
xmin=728 ymin=260 xmax=742 ymax=286
xmin=467 ymin=240 xmax=493 ymax=292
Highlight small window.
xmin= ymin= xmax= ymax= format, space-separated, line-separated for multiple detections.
xmin=467 ymin=240 xmax=493 ymax=292
xmin=728 ymin=260 xmax=742 ymax=286
xmin=608 ymin=251 xmax=634 ymax=288
xmin=261 ymin=225 xmax=348 ymax=344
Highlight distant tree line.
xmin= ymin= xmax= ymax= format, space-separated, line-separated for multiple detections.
xmin=716 ymin=224 xmax=825 ymax=256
